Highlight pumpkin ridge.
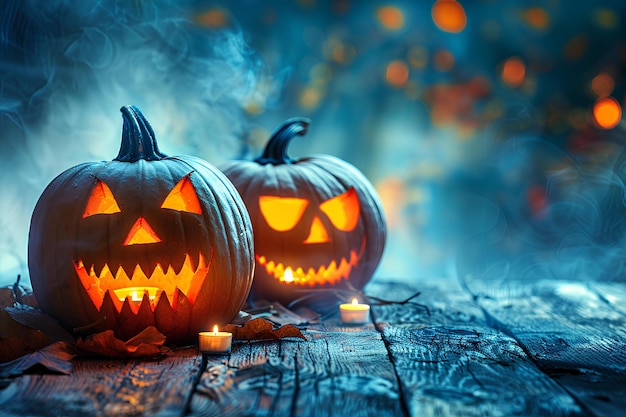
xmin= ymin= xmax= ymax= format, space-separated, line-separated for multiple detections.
xmin=172 ymin=156 xmax=255 ymax=312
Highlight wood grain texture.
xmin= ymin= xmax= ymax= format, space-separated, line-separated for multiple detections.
xmin=0 ymin=347 xmax=203 ymax=417
xmin=463 ymin=278 xmax=626 ymax=417
xmin=188 ymin=331 xmax=404 ymax=417
xmin=3 ymin=277 xmax=624 ymax=417
xmin=369 ymin=279 xmax=583 ymax=417
xmin=589 ymin=281 xmax=626 ymax=318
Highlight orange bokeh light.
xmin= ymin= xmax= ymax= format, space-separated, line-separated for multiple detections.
xmin=591 ymin=73 xmax=614 ymax=98
xmin=593 ymin=97 xmax=622 ymax=129
xmin=195 ymin=8 xmax=230 ymax=28
xmin=377 ymin=6 xmax=405 ymax=30
xmin=433 ymin=50 xmax=455 ymax=71
xmin=521 ymin=7 xmax=550 ymax=30
xmin=432 ymin=0 xmax=467 ymax=33
xmin=500 ymin=57 xmax=526 ymax=88
xmin=386 ymin=60 xmax=409 ymax=87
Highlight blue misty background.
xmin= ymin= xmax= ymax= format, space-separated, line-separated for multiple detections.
xmin=1 ymin=0 xmax=625 ymax=287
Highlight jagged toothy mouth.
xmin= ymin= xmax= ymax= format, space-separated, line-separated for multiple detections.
xmin=256 ymin=249 xmax=360 ymax=286
xmin=74 ymin=252 xmax=210 ymax=314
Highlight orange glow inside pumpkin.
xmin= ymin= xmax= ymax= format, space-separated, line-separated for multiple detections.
xmin=258 ymin=250 xmax=358 ymax=286
xmin=74 ymin=251 xmax=211 ymax=314
xmin=259 ymin=196 xmax=308 ymax=231
xmin=259 ymin=187 xmax=360 ymax=243
xmin=113 ymin=286 xmax=160 ymax=303
xmin=161 ymin=174 xmax=203 ymax=214
xmin=123 ymin=216 xmax=162 ymax=245
xmin=76 ymin=173 xmax=212 ymax=314
xmin=83 ymin=180 xmax=121 ymax=218
xmin=303 ymin=216 xmax=330 ymax=244
xmin=256 ymin=236 xmax=366 ymax=286
xmin=319 ymin=188 xmax=360 ymax=231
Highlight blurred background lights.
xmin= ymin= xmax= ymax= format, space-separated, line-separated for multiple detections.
xmin=591 ymin=73 xmax=615 ymax=98
xmin=520 ymin=7 xmax=550 ymax=30
xmin=377 ymin=5 xmax=405 ymax=31
xmin=2 ymin=0 xmax=626 ymax=287
xmin=385 ymin=60 xmax=409 ymax=88
xmin=593 ymin=97 xmax=622 ymax=129
xmin=500 ymin=57 xmax=526 ymax=88
xmin=431 ymin=0 xmax=467 ymax=33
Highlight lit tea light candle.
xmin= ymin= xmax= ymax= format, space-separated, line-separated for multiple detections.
xmin=283 ymin=267 xmax=294 ymax=283
xmin=113 ymin=286 xmax=159 ymax=305
xmin=339 ymin=298 xmax=370 ymax=324
xmin=199 ymin=325 xmax=232 ymax=354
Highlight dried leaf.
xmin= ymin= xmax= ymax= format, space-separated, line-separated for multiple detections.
xmin=77 ymin=326 xmax=166 ymax=358
xmin=5 ymin=307 xmax=74 ymax=343
xmin=0 ymin=341 xmax=76 ymax=377
xmin=223 ymin=318 xmax=306 ymax=341
xmin=272 ymin=324 xmax=308 ymax=340
xmin=0 ymin=288 xmax=14 ymax=309
xmin=0 ymin=310 xmax=50 ymax=362
xmin=125 ymin=326 xmax=167 ymax=355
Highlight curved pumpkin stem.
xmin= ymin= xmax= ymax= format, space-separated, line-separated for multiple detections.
xmin=254 ymin=117 xmax=311 ymax=165
xmin=115 ymin=105 xmax=168 ymax=162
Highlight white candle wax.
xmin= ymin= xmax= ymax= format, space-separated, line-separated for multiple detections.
xmin=339 ymin=298 xmax=370 ymax=324
xmin=199 ymin=325 xmax=232 ymax=354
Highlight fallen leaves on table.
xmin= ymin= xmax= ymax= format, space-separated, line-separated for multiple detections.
xmin=77 ymin=326 xmax=167 ymax=358
xmin=5 ymin=307 xmax=74 ymax=343
xmin=0 ymin=309 xmax=50 ymax=363
xmin=0 ymin=341 xmax=76 ymax=377
xmin=223 ymin=318 xmax=307 ymax=341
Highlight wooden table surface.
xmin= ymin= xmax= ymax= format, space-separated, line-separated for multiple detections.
xmin=1 ymin=276 xmax=625 ymax=417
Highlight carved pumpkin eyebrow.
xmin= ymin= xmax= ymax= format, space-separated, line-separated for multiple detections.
xmin=259 ymin=196 xmax=309 ymax=231
xmin=161 ymin=174 xmax=202 ymax=214
xmin=83 ymin=180 xmax=121 ymax=218
xmin=319 ymin=187 xmax=360 ymax=231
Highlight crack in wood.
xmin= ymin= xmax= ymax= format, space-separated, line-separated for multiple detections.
xmin=461 ymin=277 xmax=626 ymax=417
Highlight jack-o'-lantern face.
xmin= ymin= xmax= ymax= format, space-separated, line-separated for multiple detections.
xmin=255 ymin=187 xmax=365 ymax=286
xmin=28 ymin=105 xmax=254 ymax=344
xmin=220 ymin=117 xmax=386 ymax=304
xmin=74 ymin=173 xmax=212 ymax=315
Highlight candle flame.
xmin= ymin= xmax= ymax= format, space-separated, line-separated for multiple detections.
xmin=351 ymin=298 xmax=358 ymax=305
xmin=283 ymin=267 xmax=294 ymax=283
xmin=213 ymin=324 xmax=219 ymax=334
xmin=114 ymin=287 xmax=159 ymax=303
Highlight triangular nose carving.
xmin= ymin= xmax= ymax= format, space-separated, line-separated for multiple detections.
xmin=123 ymin=217 xmax=162 ymax=245
xmin=304 ymin=215 xmax=330 ymax=244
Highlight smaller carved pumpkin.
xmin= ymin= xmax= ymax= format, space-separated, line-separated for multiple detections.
xmin=221 ymin=118 xmax=386 ymax=304
xmin=28 ymin=105 xmax=254 ymax=343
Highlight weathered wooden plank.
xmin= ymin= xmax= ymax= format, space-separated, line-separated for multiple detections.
xmin=464 ymin=278 xmax=626 ymax=417
xmin=368 ymin=279 xmax=583 ymax=417
xmin=188 ymin=331 xmax=404 ymax=417
xmin=589 ymin=281 xmax=626 ymax=318
xmin=0 ymin=347 xmax=203 ymax=417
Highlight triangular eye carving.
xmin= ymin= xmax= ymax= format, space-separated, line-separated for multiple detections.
xmin=319 ymin=187 xmax=360 ymax=231
xmin=161 ymin=174 xmax=202 ymax=214
xmin=259 ymin=196 xmax=309 ymax=232
xmin=83 ymin=180 xmax=121 ymax=218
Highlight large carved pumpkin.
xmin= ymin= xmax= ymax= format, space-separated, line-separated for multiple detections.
xmin=221 ymin=118 xmax=386 ymax=304
xmin=28 ymin=105 xmax=254 ymax=344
